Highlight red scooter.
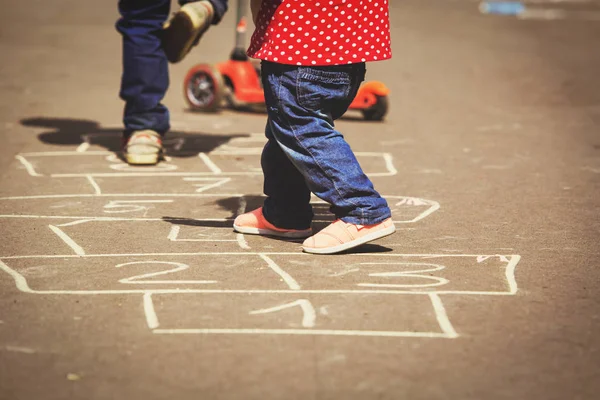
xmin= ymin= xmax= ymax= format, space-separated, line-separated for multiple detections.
xmin=183 ymin=0 xmax=390 ymax=121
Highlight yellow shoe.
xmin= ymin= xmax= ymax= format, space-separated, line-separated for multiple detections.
xmin=163 ymin=1 xmax=214 ymax=63
xmin=122 ymin=130 xmax=163 ymax=165
xmin=302 ymin=218 xmax=395 ymax=255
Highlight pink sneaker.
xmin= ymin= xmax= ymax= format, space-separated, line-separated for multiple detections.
xmin=302 ymin=218 xmax=396 ymax=254
xmin=233 ymin=207 xmax=312 ymax=239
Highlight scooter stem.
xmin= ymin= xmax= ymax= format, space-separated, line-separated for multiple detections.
xmin=231 ymin=0 xmax=249 ymax=61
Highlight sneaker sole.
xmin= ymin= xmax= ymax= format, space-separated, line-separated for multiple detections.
xmin=302 ymin=224 xmax=396 ymax=255
xmin=124 ymin=153 xmax=160 ymax=165
xmin=164 ymin=8 xmax=204 ymax=63
xmin=233 ymin=224 xmax=312 ymax=239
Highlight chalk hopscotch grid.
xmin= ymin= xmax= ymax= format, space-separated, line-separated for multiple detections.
xmin=0 ymin=254 xmax=521 ymax=338
xmin=2 ymin=136 xmax=521 ymax=338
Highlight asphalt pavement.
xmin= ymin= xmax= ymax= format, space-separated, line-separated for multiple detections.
xmin=0 ymin=1 xmax=599 ymax=399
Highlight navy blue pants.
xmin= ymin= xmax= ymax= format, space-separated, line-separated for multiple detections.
xmin=116 ymin=0 xmax=228 ymax=136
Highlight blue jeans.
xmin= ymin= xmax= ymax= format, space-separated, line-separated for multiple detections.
xmin=260 ymin=61 xmax=391 ymax=229
xmin=116 ymin=0 xmax=228 ymax=135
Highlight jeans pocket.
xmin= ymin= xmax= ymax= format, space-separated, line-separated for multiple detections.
xmin=296 ymin=67 xmax=352 ymax=111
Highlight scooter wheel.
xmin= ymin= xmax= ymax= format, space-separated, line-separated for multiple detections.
xmin=184 ymin=64 xmax=226 ymax=112
xmin=362 ymin=95 xmax=389 ymax=121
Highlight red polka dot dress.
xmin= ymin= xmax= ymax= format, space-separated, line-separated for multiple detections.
xmin=247 ymin=0 xmax=392 ymax=66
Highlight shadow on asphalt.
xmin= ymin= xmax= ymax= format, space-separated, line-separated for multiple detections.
xmin=22 ymin=118 xmax=393 ymax=254
xmin=162 ymin=218 xmax=232 ymax=228
xmin=166 ymin=195 xmax=337 ymax=224
xmin=162 ymin=195 xmax=393 ymax=254
xmin=337 ymin=244 xmax=393 ymax=254
xmin=21 ymin=117 xmax=248 ymax=158
xmin=160 ymin=214 xmax=393 ymax=253
xmin=215 ymin=195 xmax=338 ymax=227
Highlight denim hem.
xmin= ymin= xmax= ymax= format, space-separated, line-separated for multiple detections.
xmin=339 ymin=212 xmax=392 ymax=226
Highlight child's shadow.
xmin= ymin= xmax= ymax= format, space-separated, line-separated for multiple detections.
xmin=22 ymin=117 xmax=248 ymax=158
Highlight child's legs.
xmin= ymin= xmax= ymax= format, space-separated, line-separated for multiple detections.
xmin=116 ymin=0 xmax=171 ymax=136
xmin=260 ymin=118 xmax=313 ymax=230
xmin=261 ymin=61 xmax=391 ymax=226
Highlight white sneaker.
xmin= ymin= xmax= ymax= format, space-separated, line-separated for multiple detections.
xmin=122 ymin=130 xmax=163 ymax=165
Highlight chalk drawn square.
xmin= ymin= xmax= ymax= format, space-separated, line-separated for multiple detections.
xmin=15 ymin=150 xmax=397 ymax=178
xmin=149 ymin=292 xmax=456 ymax=338
xmin=93 ymin=176 xmax=241 ymax=196
xmin=39 ymin=220 xmax=242 ymax=255
xmin=0 ymin=219 xmax=86 ymax=257
xmin=15 ymin=152 xmax=178 ymax=176
xmin=265 ymin=254 xmax=520 ymax=295
xmin=0 ymin=254 xmax=297 ymax=292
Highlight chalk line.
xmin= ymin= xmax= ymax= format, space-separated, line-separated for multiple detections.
xmin=505 ymin=255 xmax=521 ymax=294
xmin=167 ymin=226 xmax=180 ymax=241
xmin=250 ymin=299 xmax=316 ymax=328
xmin=48 ymin=225 xmax=85 ymax=256
xmin=0 ymin=252 xmax=521 ymax=259
xmin=0 ymin=287 xmax=523 ymax=296
xmin=117 ymin=261 xmax=218 ymax=285
xmin=429 ymin=293 xmax=458 ymax=338
xmin=5 ymin=345 xmax=36 ymax=354
xmin=236 ymin=233 xmax=250 ymax=249
xmin=167 ymin=225 xmax=236 ymax=242
xmin=76 ymin=142 xmax=90 ymax=153
xmin=143 ymin=293 xmax=160 ymax=329
xmin=15 ymin=156 xmax=42 ymax=177
xmin=198 ymin=153 xmax=222 ymax=174
xmin=259 ymin=254 xmax=301 ymax=290
xmin=0 ymin=193 xmax=245 ymax=200
xmin=152 ymin=328 xmax=452 ymax=338
xmin=382 ymin=153 xmax=398 ymax=175
xmin=184 ymin=177 xmax=231 ymax=193
xmin=86 ymin=175 xmax=102 ymax=195
xmin=358 ymin=262 xmax=449 ymax=288
xmin=396 ymin=200 xmax=441 ymax=224
xmin=19 ymin=151 xmax=112 ymax=156
xmin=0 ymin=214 xmax=231 ymax=223
xmin=50 ymin=171 xmax=394 ymax=177
xmin=0 ymin=260 xmax=33 ymax=293
xmin=55 ymin=219 xmax=94 ymax=227
xmin=51 ymin=172 xmax=254 ymax=177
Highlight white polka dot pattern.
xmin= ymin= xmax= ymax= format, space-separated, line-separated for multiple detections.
xmin=247 ymin=0 xmax=392 ymax=66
